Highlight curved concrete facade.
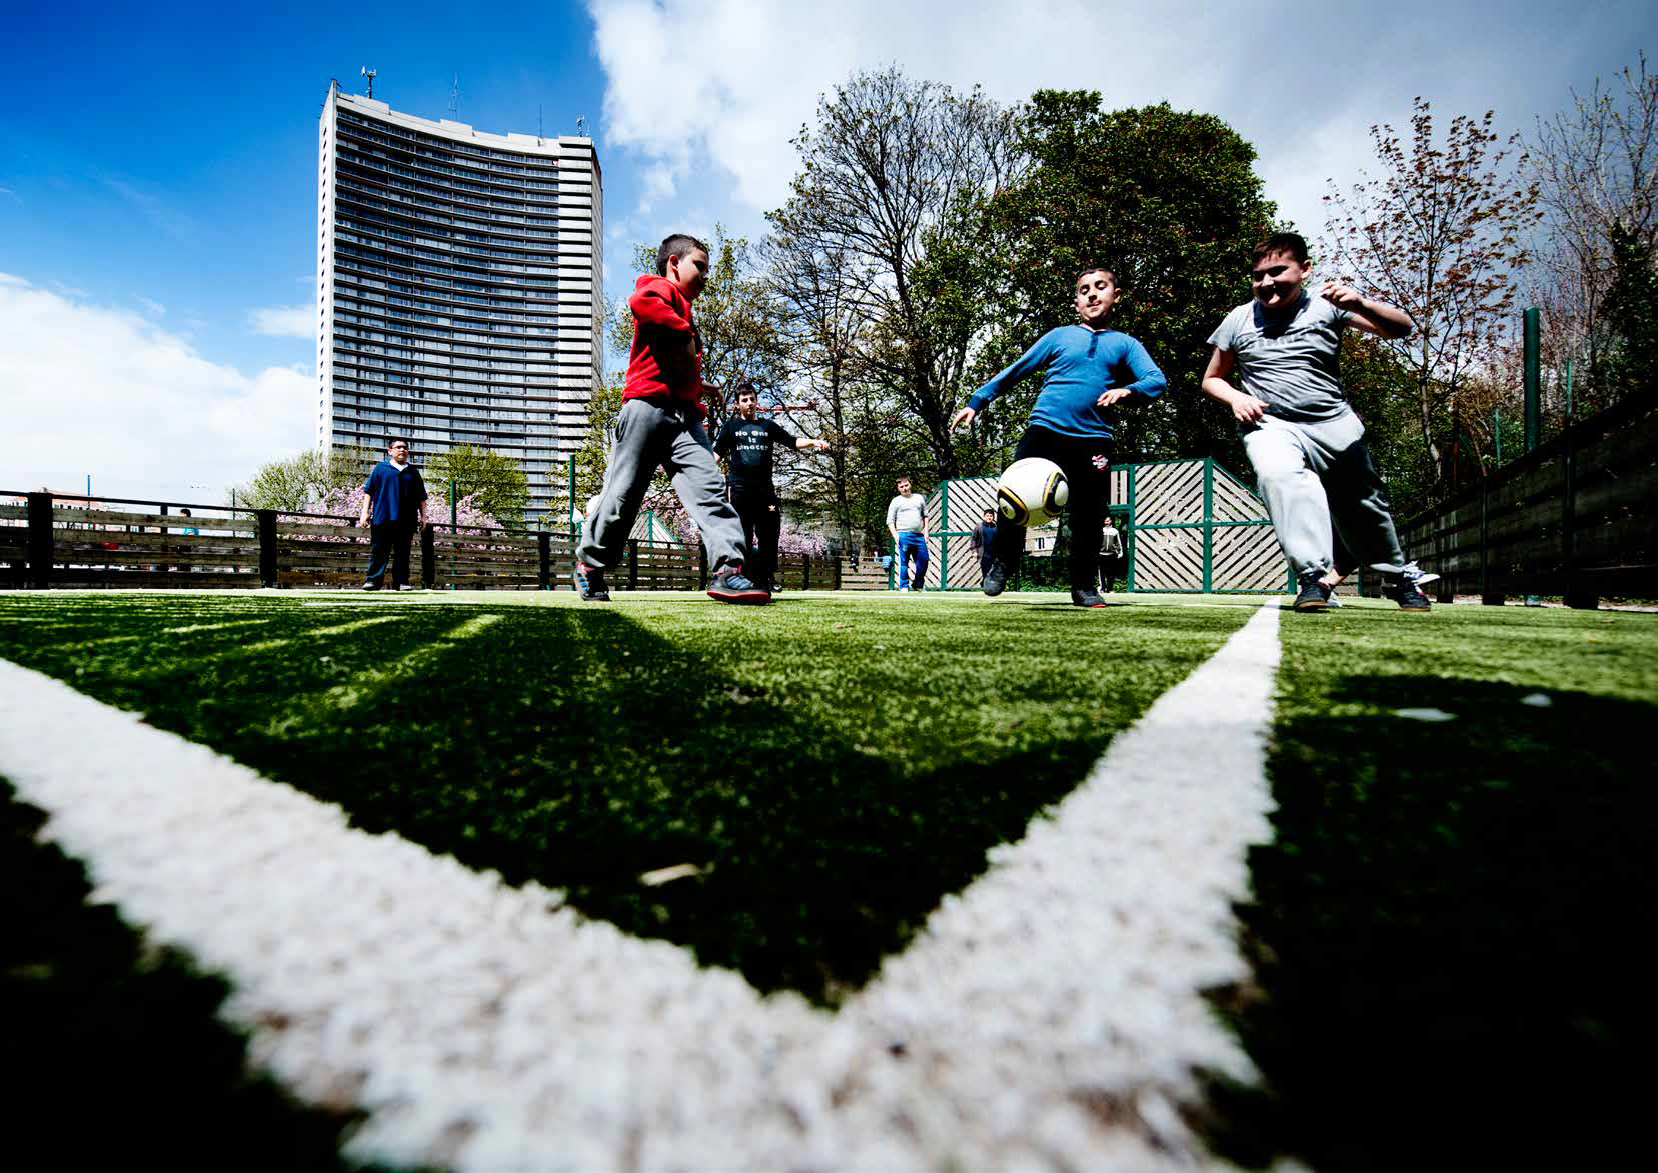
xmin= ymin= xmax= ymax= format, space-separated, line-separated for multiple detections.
xmin=317 ymin=84 xmax=602 ymax=523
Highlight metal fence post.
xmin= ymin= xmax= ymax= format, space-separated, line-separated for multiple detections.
xmin=256 ymin=510 xmax=277 ymax=588
xmin=421 ymin=524 xmax=436 ymax=589
xmin=537 ymin=531 xmax=551 ymax=590
xmin=27 ymin=492 xmax=52 ymax=589
xmin=627 ymin=539 xmax=639 ymax=591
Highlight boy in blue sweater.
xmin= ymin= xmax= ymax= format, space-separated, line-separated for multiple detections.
xmin=951 ymin=267 xmax=1166 ymax=606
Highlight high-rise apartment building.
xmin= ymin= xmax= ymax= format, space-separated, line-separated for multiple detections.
xmin=316 ymin=83 xmax=601 ymax=523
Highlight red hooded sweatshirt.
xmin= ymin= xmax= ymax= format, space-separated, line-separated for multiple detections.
xmin=625 ymin=273 xmax=705 ymax=417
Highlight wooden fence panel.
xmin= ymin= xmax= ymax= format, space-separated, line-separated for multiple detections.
xmin=1398 ymin=396 xmax=1658 ymax=603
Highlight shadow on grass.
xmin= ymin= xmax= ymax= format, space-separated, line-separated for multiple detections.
xmin=1198 ymin=677 xmax=1655 ymax=1171
xmin=1 ymin=777 xmax=397 ymax=1171
xmin=5 ymin=603 xmax=1115 ymax=1005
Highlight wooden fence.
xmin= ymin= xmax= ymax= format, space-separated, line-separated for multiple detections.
xmin=0 ymin=492 xmax=841 ymax=594
xmin=1398 ymin=395 xmax=1658 ymax=606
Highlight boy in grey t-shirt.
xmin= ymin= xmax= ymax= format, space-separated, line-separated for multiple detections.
xmin=1202 ymin=232 xmax=1432 ymax=612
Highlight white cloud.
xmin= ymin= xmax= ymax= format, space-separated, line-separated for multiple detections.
xmin=248 ymin=304 xmax=315 ymax=338
xmin=137 ymin=296 xmax=166 ymax=318
xmin=588 ymin=0 xmax=1658 ymax=247
xmin=0 ymin=274 xmax=313 ymax=501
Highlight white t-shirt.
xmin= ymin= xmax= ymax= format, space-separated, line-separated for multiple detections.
xmin=886 ymin=493 xmax=926 ymax=533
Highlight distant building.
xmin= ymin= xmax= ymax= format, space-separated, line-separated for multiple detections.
xmin=316 ymin=83 xmax=602 ymax=524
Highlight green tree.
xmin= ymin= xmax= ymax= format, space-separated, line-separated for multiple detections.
xmin=975 ymin=93 xmax=1278 ymax=471
xmin=1528 ymin=53 xmax=1658 ymax=416
xmin=426 ymin=445 xmax=530 ymax=528
xmin=768 ymin=67 xmax=1018 ymax=481
xmin=234 ymin=447 xmax=372 ymax=512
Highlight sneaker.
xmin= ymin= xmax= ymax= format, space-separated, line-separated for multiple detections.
xmin=573 ymin=561 xmax=610 ymax=602
xmin=1293 ymin=578 xmax=1332 ymax=612
xmin=1402 ymin=561 xmax=1440 ymax=590
xmin=1383 ymin=574 xmax=1432 ymax=612
xmin=707 ymin=567 xmax=770 ymax=605
xmin=1071 ymin=588 xmax=1107 ymax=608
xmin=361 ymin=582 xmax=380 ymax=591
xmin=982 ymin=559 xmax=1008 ymax=597
xmin=898 ymin=586 xmax=910 ymax=593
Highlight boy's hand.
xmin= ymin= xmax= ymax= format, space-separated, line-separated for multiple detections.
xmin=950 ymin=406 xmax=977 ymax=433
xmin=1097 ymin=389 xmax=1132 ymax=409
xmin=1319 ymin=281 xmax=1366 ymax=311
xmin=1229 ymin=390 xmax=1268 ymax=424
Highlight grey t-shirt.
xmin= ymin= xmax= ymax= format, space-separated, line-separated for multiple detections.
xmin=886 ymin=493 xmax=926 ymax=533
xmin=1207 ymin=293 xmax=1353 ymax=422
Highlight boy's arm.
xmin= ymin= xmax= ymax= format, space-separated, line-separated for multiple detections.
xmin=1201 ymin=347 xmax=1267 ymax=424
xmin=1098 ymin=338 xmax=1168 ymax=409
xmin=885 ymin=497 xmax=899 ymax=541
xmin=358 ymin=469 xmax=375 ymax=527
xmin=1319 ymin=282 xmax=1413 ymax=339
xmin=628 ymin=284 xmax=695 ymax=335
xmin=951 ymin=332 xmax=1057 ymax=432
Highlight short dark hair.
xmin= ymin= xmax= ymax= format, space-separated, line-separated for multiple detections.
xmin=983 ymin=507 xmax=996 ymax=516
xmin=387 ymin=437 xmax=410 ymax=449
xmin=734 ymin=381 xmax=758 ymax=400
xmin=1253 ymin=232 xmax=1309 ymax=266
xmin=657 ymin=233 xmax=710 ymax=276
xmin=1075 ymin=265 xmax=1116 ymax=288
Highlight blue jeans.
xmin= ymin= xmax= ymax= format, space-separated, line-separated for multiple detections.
xmin=896 ymin=531 xmax=929 ymax=589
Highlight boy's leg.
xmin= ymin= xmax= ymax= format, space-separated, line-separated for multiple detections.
xmin=728 ymin=482 xmax=761 ymax=569
xmin=1049 ymin=436 xmax=1113 ymax=592
xmin=1243 ymin=417 xmax=1335 ymax=584
xmin=662 ymin=413 xmax=749 ymax=574
xmin=580 ymin=399 xmax=669 ymax=570
xmin=988 ymin=426 xmax=1051 ymax=575
xmin=1319 ymin=428 xmax=1409 ymax=576
xmin=365 ymin=524 xmax=393 ymax=586
xmin=908 ymin=533 xmax=930 ymax=588
xmin=896 ymin=535 xmax=913 ymax=588
xmin=755 ymin=492 xmax=783 ymax=587
xmin=391 ymin=522 xmax=415 ymax=587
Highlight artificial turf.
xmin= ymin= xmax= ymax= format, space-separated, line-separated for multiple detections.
xmin=1200 ymin=602 xmax=1658 ymax=1172
xmin=0 ymin=591 xmax=1251 ymax=1004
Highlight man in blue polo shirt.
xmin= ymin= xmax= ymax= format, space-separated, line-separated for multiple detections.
xmin=357 ymin=438 xmax=428 ymax=591
xmin=951 ymin=266 xmax=1166 ymax=607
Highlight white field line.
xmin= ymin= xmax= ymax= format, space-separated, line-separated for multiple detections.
xmin=0 ymin=604 xmax=1282 ymax=1172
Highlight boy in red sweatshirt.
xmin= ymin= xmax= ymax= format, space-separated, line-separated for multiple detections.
xmin=575 ymin=233 xmax=768 ymax=603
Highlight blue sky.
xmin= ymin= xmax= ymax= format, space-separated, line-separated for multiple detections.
xmin=2 ymin=0 xmax=1652 ymax=500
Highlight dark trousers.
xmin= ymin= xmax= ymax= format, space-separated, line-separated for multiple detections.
xmin=990 ymin=426 xmax=1113 ymax=592
xmin=728 ymin=480 xmax=782 ymax=585
xmin=366 ymin=521 xmax=417 ymax=587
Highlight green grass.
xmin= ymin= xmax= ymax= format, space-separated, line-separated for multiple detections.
xmin=0 ymin=591 xmax=1251 ymax=1004
xmin=1200 ymin=603 xmax=1658 ymax=1172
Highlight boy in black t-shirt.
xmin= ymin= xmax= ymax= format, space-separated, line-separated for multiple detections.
xmin=713 ymin=382 xmax=830 ymax=590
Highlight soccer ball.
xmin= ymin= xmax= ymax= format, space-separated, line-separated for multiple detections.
xmin=996 ymin=458 xmax=1069 ymax=526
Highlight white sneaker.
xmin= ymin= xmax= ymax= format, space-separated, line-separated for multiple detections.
xmin=898 ymin=586 xmax=909 ymax=592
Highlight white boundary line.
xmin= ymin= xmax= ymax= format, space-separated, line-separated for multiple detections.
xmin=0 ymin=604 xmax=1282 ymax=1171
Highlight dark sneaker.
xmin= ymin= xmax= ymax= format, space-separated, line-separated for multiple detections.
xmin=1293 ymin=578 xmax=1332 ymax=612
xmin=1384 ymin=574 xmax=1432 ymax=612
xmin=573 ymin=561 xmax=610 ymax=602
xmin=1071 ymin=588 xmax=1107 ymax=608
xmin=982 ymin=559 xmax=1009 ymax=597
xmin=707 ymin=568 xmax=770 ymax=604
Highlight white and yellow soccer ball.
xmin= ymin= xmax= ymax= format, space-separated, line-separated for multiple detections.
xmin=996 ymin=457 xmax=1070 ymax=527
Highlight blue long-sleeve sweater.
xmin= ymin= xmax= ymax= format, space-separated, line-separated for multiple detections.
xmin=967 ymin=325 xmax=1166 ymax=440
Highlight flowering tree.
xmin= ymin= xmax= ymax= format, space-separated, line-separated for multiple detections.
xmin=1323 ymin=98 xmax=1542 ymax=498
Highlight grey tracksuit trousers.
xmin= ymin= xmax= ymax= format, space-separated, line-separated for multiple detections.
xmin=579 ymin=396 xmax=749 ymax=574
xmin=1242 ymin=411 xmax=1409 ymax=583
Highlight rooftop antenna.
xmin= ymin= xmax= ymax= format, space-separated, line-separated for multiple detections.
xmin=360 ymin=66 xmax=376 ymax=99
xmin=538 ymin=104 xmax=544 ymax=142
xmin=449 ymin=75 xmax=459 ymax=118
xmin=576 ymin=114 xmax=587 ymax=139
